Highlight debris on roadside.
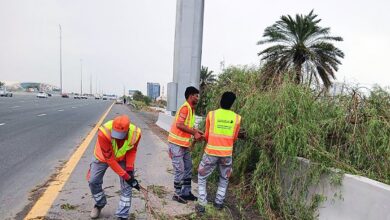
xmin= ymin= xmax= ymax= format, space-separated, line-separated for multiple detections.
xmin=60 ymin=203 xmax=78 ymax=211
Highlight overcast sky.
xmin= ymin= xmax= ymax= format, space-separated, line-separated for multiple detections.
xmin=0 ymin=0 xmax=389 ymax=95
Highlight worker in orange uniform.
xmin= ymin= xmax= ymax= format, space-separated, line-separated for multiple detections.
xmin=87 ymin=115 xmax=141 ymax=220
xmin=168 ymin=86 xmax=204 ymax=203
xmin=195 ymin=92 xmax=241 ymax=213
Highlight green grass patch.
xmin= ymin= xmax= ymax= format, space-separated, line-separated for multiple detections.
xmin=60 ymin=203 xmax=78 ymax=211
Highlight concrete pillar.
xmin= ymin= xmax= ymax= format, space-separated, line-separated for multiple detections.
xmin=167 ymin=0 xmax=204 ymax=112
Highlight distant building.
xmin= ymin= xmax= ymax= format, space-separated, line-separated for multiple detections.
xmin=19 ymin=82 xmax=59 ymax=92
xmin=147 ymin=82 xmax=160 ymax=101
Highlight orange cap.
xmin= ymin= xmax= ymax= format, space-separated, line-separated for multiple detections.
xmin=111 ymin=115 xmax=130 ymax=139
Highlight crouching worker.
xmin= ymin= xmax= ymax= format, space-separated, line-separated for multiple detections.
xmin=87 ymin=114 xmax=141 ymax=220
xmin=196 ymin=92 xmax=241 ymax=213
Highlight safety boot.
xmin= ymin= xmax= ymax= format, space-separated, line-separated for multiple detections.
xmin=182 ymin=191 xmax=198 ymax=201
xmin=195 ymin=204 xmax=206 ymax=214
xmin=172 ymin=194 xmax=188 ymax=204
xmin=90 ymin=205 xmax=103 ymax=219
xmin=213 ymin=202 xmax=224 ymax=210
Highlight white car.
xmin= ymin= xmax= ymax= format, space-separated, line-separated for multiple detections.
xmin=0 ymin=86 xmax=13 ymax=97
xmin=115 ymin=98 xmax=124 ymax=104
xmin=36 ymin=92 xmax=48 ymax=98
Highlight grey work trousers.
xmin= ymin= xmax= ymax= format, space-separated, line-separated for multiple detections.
xmin=197 ymin=154 xmax=233 ymax=206
xmin=88 ymin=158 xmax=133 ymax=218
xmin=168 ymin=142 xmax=193 ymax=196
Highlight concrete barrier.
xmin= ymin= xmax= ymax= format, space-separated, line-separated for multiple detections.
xmin=156 ymin=112 xmax=173 ymax=132
xmin=283 ymin=157 xmax=390 ymax=220
xmin=156 ymin=112 xmax=204 ymax=132
xmin=316 ymin=173 xmax=390 ymax=220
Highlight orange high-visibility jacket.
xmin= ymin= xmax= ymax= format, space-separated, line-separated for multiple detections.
xmin=168 ymin=101 xmax=195 ymax=147
xmin=94 ymin=120 xmax=141 ymax=162
xmin=204 ymin=109 xmax=241 ymax=157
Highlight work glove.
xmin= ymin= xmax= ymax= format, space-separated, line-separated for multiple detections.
xmin=127 ymin=170 xmax=135 ymax=180
xmin=126 ymin=178 xmax=140 ymax=191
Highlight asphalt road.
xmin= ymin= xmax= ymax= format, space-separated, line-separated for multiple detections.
xmin=0 ymin=93 xmax=113 ymax=219
xmin=44 ymin=101 xmax=194 ymax=220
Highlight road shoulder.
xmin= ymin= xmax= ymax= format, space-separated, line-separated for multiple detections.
xmin=41 ymin=105 xmax=196 ymax=219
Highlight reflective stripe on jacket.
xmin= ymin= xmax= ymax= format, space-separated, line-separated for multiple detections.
xmin=94 ymin=120 xmax=141 ymax=162
xmin=168 ymin=101 xmax=195 ymax=147
xmin=205 ymin=109 xmax=241 ymax=157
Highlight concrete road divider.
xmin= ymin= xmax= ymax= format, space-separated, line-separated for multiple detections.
xmin=156 ymin=112 xmax=173 ymax=132
xmin=316 ymin=173 xmax=390 ymax=219
xmin=283 ymin=157 xmax=390 ymax=220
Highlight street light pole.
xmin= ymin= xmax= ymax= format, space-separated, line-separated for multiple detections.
xmin=59 ymin=24 xmax=62 ymax=93
xmin=95 ymin=74 xmax=98 ymax=94
xmin=80 ymin=59 xmax=83 ymax=95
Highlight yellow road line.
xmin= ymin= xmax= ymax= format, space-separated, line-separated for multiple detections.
xmin=25 ymin=102 xmax=114 ymax=219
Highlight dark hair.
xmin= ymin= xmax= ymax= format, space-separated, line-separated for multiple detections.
xmin=220 ymin=91 xmax=236 ymax=109
xmin=184 ymin=86 xmax=199 ymax=99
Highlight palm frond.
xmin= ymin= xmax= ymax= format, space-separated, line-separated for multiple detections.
xmin=257 ymin=10 xmax=344 ymax=88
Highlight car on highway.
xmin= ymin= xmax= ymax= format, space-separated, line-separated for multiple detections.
xmin=0 ymin=86 xmax=13 ymax=97
xmin=115 ymin=98 xmax=124 ymax=104
xmin=94 ymin=95 xmax=102 ymax=100
xmin=36 ymin=91 xmax=48 ymax=98
xmin=61 ymin=93 xmax=69 ymax=98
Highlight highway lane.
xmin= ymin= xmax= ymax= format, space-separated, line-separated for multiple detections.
xmin=0 ymin=94 xmax=92 ymax=127
xmin=0 ymin=94 xmax=113 ymax=219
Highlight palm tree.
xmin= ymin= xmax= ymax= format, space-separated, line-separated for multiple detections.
xmin=200 ymin=66 xmax=216 ymax=91
xmin=257 ymin=10 xmax=344 ymax=88
xmin=197 ymin=66 xmax=216 ymax=116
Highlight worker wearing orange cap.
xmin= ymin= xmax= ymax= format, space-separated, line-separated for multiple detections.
xmin=87 ymin=115 xmax=141 ymax=220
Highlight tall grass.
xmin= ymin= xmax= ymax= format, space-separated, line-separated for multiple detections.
xmin=193 ymin=66 xmax=390 ymax=219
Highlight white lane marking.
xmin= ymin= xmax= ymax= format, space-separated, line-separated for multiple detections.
xmin=0 ymin=123 xmax=5 ymax=126
xmin=72 ymin=107 xmax=77 ymax=109
xmin=58 ymin=109 xmax=64 ymax=112
xmin=10 ymin=105 xmax=21 ymax=108
xmin=37 ymin=114 xmax=47 ymax=117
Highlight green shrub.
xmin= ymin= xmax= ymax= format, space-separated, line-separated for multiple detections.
xmin=192 ymin=66 xmax=390 ymax=219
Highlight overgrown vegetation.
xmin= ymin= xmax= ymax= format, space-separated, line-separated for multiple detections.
xmin=130 ymin=90 xmax=153 ymax=110
xmin=132 ymin=100 xmax=148 ymax=110
xmin=133 ymin=90 xmax=152 ymax=106
xmin=192 ymin=65 xmax=390 ymax=219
